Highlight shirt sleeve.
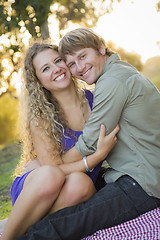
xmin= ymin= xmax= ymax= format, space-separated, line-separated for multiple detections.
xmin=75 ymin=75 xmax=127 ymax=156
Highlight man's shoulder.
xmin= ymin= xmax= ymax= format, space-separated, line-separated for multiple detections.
xmin=97 ymin=69 xmax=122 ymax=88
xmin=99 ymin=58 xmax=139 ymax=87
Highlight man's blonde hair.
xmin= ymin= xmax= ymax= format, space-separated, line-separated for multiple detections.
xmin=59 ymin=28 xmax=114 ymax=59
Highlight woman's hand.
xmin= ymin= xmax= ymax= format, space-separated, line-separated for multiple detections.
xmin=96 ymin=124 xmax=120 ymax=160
xmin=22 ymin=158 xmax=40 ymax=174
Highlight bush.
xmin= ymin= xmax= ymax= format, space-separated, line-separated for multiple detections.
xmin=151 ymin=75 xmax=160 ymax=91
xmin=0 ymin=94 xmax=19 ymax=144
xmin=142 ymin=57 xmax=160 ymax=80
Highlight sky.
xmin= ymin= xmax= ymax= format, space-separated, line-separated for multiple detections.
xmin=92 ymin=0 xmax=160 ymax=63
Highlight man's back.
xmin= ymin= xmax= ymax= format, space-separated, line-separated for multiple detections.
xmin=76 ymin=53 xmax=160 ymax=198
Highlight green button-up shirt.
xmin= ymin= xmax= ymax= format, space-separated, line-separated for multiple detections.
xmin=75 ymin=53 xmax=160 ymax=198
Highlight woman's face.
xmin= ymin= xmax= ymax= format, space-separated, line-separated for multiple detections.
xmin=33 ymin=48 xmax=72 ymax=93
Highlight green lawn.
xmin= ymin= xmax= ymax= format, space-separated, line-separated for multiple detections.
xmin=0 ymin=142 xmax=21 ymax=220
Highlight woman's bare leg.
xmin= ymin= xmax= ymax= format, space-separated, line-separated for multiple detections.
xmin=50 ymin=172 xmax=96 ymax=213
xmin=2 ymin=165 xmax=65 ymax=240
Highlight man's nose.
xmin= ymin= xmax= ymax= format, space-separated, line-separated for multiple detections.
xmin=76 ymin=61 xmax=84 ymax=73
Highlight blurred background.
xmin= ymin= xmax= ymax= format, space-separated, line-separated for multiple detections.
xmin=0 ymin=0 xmax=160 ymax=219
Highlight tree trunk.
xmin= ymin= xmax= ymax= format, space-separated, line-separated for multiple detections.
xmin=41 ymin=20 xmax=50 ymax=40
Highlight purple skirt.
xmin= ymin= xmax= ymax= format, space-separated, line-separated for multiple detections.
xmin=10 ymin=162 xmax=102 ymax=206
xmin=11 ymin=170 xmax=34 ymax=206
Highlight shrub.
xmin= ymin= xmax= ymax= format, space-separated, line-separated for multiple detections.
xmin=0 ymin=94 xmax=19 ymax=144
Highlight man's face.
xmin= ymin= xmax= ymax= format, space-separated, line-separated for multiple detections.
xmin=65 ymin=47 xmax=106 ymax=85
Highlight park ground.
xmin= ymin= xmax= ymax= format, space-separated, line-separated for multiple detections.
xmin=0 ymin=142 xmax=21 ymax=220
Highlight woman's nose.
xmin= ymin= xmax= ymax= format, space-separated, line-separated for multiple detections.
xmin=52 ymin=64 xmax=60 ymax=73
xmin=50 ymin=65 xmax=61 ymax=81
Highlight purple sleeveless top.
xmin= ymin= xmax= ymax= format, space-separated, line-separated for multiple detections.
xmin=11 ymin=90 xmax=102 ymax=206
xmin=62 ymin=89 xmax=102 ymax=184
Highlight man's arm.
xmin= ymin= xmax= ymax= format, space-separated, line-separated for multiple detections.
xmin=75 ymin=76 xmax=127 ymax=156
xmin=62 ymin=124 xmax=119 ymax=164
xmin=63 ymin=77 xmax=126 ymax=162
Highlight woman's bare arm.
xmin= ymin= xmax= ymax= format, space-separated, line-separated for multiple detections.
xmin=28 ymin=119 xmax=119 ymax=176
xmin=59 ymin=124 xmax=119 ymax=175
xmin=30 ymin=119 xmax=63 ymax=166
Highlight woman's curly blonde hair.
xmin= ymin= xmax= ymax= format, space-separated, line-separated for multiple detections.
xmin=15 ymin=41 xmax=87 ymax=175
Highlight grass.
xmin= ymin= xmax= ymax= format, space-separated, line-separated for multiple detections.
xmin=0 ymin=142 xmax=21 ymax=220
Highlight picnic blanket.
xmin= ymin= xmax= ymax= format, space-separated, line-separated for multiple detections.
xmin=82 ymin=207 xmax=160 ymax=240
xmin=0 ymin=207 xmax=160 ymax=239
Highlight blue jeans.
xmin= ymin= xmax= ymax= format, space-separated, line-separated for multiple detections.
xmin=17 ymin=175 xmax=160 ymax=240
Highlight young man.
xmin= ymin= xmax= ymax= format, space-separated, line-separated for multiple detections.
xmin=18 ymin=28 xmax=160 ymax=240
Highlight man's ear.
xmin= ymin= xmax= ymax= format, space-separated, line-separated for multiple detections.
xmin=99 ymin=44 xmax=106 ymax=56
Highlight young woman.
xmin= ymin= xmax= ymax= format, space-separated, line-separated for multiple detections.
xmin=2 ymin=42 xmax=119 ymax=240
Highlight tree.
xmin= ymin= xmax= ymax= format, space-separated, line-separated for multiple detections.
xmin=0 ymin=0 xmax=121 ymax=97
xmin=156 ymin=1 xmax=160 ymax=11
xmin=142 ymin=57 xmax=160 ymax=80
xmin=0 ymin=93 xmax=19 ymax=144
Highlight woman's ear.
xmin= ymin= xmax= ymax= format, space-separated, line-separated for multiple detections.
xmin=99 ymin=44 xmax=106 ymax=56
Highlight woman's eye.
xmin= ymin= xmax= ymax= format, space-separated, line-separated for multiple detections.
xmin=55 ymin=58 xmax=62 ymax=64
xmin=43 ymin=66 xmax=49 ymax=72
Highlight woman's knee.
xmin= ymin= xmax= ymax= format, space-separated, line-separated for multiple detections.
xmin=65 ymin=172 xmax=96 ymax=204
xmin=27 ymin=165 xmax=65 ymax=198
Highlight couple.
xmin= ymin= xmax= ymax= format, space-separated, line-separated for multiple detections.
xmin=2 ymin=28 xmax=160 ymax=240
xmin=2 ymin=31 xmax=118 ymax=240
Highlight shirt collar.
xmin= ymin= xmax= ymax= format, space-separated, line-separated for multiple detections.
xmin=101 ymin=53 xmax=120 ymax=76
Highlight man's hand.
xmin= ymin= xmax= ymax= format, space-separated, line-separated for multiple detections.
xmin=97 ymin=124 xmax=120 ymax=160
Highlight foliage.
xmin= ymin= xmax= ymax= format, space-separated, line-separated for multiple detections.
xmin=156 ymin=1 xmax=160 ymax=11
xmin=55 ymin=0 xmax=111 ymax=34
xmin=0 ymin=0 xmax=121 ymax=98
xmin=151 ymin=75 xmax=160 ymax=91
xmin=118 ymin=49 xmax=143 ymax=72
xmin=0 ymin=0 xmax=111 ymax=39
xmin=6 ymin=0 xmax=53 ymax=39
xmin=142 ymin=57 xmax=160 ymax=80
xmin=107 ymin=41 xmax=143 ymax=71
xmin=0 ymin=142 xmax=21 ymax=220
xmin=0 ymin=93 xmax=19 ymax=144
xmin=140 ymin=57 xmax=160 ymax=91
